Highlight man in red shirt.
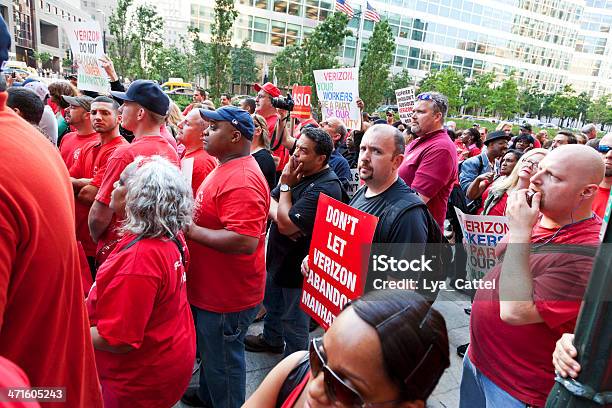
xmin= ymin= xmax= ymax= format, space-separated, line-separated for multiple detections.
xmin=0 ymin=17 xmax=103 ymax=405
xmin=69 ymin=96 xmax=127 ymax=275
xmin=398 ymin=92 xmax=458 ymax=228
xmin=181 ymin=106 xmax=270 ymax=408
xmin=177 ymin=108 xmax=217 ymax=196
xmin=461 ymin=145 xmax=604 ymax=407
xmin=593 ymin=133 xmax=612 ymax=217
xmin=88 ymin=80 xmax=179 ymax=263
xmin=182 ymin=87 xmax=207 ymax=116
xmin=59 ymin=95 xmax=99 ymax=169
xmin=254 ymin=82 xmax=290 ymax=174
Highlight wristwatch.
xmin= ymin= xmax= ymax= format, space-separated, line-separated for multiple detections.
xmin=280 ymin=184 xmax=291 ymax=192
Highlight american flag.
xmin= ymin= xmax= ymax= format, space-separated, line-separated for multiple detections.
xmin=335 ymin=0 xmax=354 ymax=17
xmin=364 ymin=1 xmax=381 ymax=22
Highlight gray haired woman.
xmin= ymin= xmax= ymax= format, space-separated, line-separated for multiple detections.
xmin=86 ymin=155 xmax=196 ymax=408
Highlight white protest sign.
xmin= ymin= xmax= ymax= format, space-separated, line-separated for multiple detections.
xmin=346 ymin=168 xmax=360 ymax=199
xmin=454 ymin=207 xmax=509 ymax=280
xmin=64 ymin=22 xmax=110 ymax=94
xmin=395 ymin=86 xmax=415 ymax=124
xmin=314 ymin=68 xmax=361 ymax=130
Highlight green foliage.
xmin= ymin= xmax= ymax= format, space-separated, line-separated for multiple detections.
xmin=133 ymin=4 xmax=164 ymax=79
xmin=549 ymin=85 xmax=579 ymax=127
xmin=587 ymin=94 xmax=612 ymax=129
xmin=168 ymin=94 xmax=193 ymax=110
xmin=270 ymin=45 xmax=305 ymax=89
xmin=149 ymin=47 xmax=190 ymax=83
xmin=383 ymin=69 xmax=412 ymax=103
xmin=107 ymin=0 xmax=137 ymax=79
xmin=418 ymin=67 xmax=465 ymax=115
xmin=358 ymin=20 xmax=395 ymax=111
xmin=209 ymin=0 xmax=238 ymax=99
xmin=231 ymin=40 xmax=258 ymax=86
xmin=463 ymin=72 xmax=495 ymax=115
xmin=519 ymin=85 xmax=545 ymax=118
xmin=301 ymin=12 xmax=352 ymax=109
xmin=189 ymin=26 xmax=213 ymax=82
xmin=490 ymin=77 xmax=519 ymax=119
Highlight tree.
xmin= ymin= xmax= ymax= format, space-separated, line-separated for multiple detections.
xmin=519 ymin=85 xmax=545 ymax=119
xmin=149 ymin=47 xmax=190 ymax=83
xmin=462 ymin=72 xmax=495 ymax=116
xmin=549 ymin=85 xmax=579 ymax=128
xmin=133 ymin=4 xmax=164 ymax=79
xmin=587 ymin=94 xmax=612 ymax=130
xmin=573 ymin=92 xmax=592 ymax=127
xmin=418 ymin=67 xmax=465 ymax=115
xmin=231 ymin=40 xmax=258 ymax=90
xmin=189 ymin=26 xmax=213 ymax=85
xmin=108 ymin=0 xmax=137 ymax=79
xmin=358 ymin=20 xmax=394 ymax=112
xmin=490 ymin=77 xmax=520 ymax=119
xmin=209 ymin=0 xmax=238 ymax=98
xmin=383 ymin=69 xmax=412 ymax=104
xmin=301 ymin=12 xmax=352 ymax=110
xmin=270 ymin=45 xmax=305 ymax=89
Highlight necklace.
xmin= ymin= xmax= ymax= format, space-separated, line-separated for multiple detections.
xmin=533 ymin=214 xmax=595 ymax=249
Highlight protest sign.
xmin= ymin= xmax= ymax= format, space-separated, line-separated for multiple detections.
xmin=64 ymin=22 xmax=110 ymax=94
xmin=314 ymin=68 xmax=361 ymax=130
xmin=454 ymin=207 xmax=509 ymax=280
xmin=345 ymin=168 xmax=361 ymax=199
xmin=290 ymin=85 xmax=312 ymax=119
xmin=302 ymin=194 xmax=378 ymax=330
xmin=395 ymin=86 xmax=415 ymax=124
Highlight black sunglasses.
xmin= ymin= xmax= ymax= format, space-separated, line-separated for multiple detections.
xmin=309 ymin=337 xmax=401 ymax=407
xmin=597 ymin=144 xmax=612 ymax=154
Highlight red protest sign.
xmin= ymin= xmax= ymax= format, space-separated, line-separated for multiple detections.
xmin=301 ymin=194 xmax=378 ymax=330
xmin=290 ymin=85 xmax=312 ymax=119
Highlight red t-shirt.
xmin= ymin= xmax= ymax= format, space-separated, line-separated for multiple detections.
xmin=263 ymin=112 xmax=290 ymax=171
xmin=187 ymin=155 xmax=270 ymax=313
xmin=477 ymin=188 xmax=508 ymax=216
xmin=469 ymin=215 xmax=601 ymax=407
xmin=181 ymin=148 xmax=218 ymax=197
xmin=0 ymin=92 xmax=103 ymax=407
xmin=533 ymin=138 xmax=542 ymax=148
xmin=87 ymin=233 xmax=195 ymax=408
xmin=592 ymin=185 xmax=610 ymax=218
xmin=398 ymin=128 xmax=458 ymax=228
xmin=59 ymin=131 xmax=99 ymax=169
xmin=69 ymin=136 xmax=128 ymax=256
xmin=95 ymin=135 xmax=180 ymax=252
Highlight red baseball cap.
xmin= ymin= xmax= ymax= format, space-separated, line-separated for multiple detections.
xmin=254 ymin=82 xmax=281 ymax=98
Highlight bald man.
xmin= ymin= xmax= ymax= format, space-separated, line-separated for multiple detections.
xmin=461 ymin=145 xmax=604 ymax=408
xmin=593 ymin=132 xmax=612 ymax=217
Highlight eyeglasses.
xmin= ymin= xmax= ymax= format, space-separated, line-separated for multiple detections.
xmin=522 ymin=159 xmax=540 ymax=170
xmin=309 ymin=337 xmax=401 ymax=407
xmin=416 ymin=93 xmax=432 ymax=101
xmin=597 ymin=145 xmax=612 ymax=154
xmin=255 ymin=93 xmax=268 ymax=100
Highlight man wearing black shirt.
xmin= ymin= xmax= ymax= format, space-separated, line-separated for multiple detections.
xmin=245 ymin=127 xmax=344 ymax=355
xmin=343 ymin=124 xmax=430 ymax=290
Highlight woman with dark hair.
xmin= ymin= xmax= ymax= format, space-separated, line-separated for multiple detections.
xmin=252 ymin=113 xmax=277 ymax=191
xmin=460 ymin=128 xmax=483 ymax=160
xmin=245 ymin=290 xmax=450 ymax=408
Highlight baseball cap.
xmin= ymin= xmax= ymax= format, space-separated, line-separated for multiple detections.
xmin=253 ymin=82 xmax=281 ymax=98
xmin=520 ymin=123 xmax=532 ymax=131
xmin=0 ymin=16 xmax=10 ymax=67
xmin=24 ymin=81 xmax=50 ymax=102
xmin=199 ymin=106 xmax=255 ymax=141
xmin=110 ymin=79 xmax=170 ymax=116
xmin=62 ymin=95 xmax=94 ymax=111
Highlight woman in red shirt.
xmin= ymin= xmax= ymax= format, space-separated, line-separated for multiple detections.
xmin=459 ymin=128 xmax=483 ymax=161
xmin=244 ymin=290 xmax=450 ymax=408
xmin=477 ymin=148 xmax=549 ymax=216
xmin=86 ymin=156 xmax=196 ymax=408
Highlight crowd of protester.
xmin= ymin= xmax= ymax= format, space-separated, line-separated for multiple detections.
xmin=1 ymin=15 xmax=610 ymax=408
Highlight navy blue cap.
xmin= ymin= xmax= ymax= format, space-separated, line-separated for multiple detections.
xmin=110 ymin=79 xmax=170 ymax=116
xmin=199 ymin=106 xmax=254 ymax=141
xmin=0 ymin=16 xmax=10 ymax=67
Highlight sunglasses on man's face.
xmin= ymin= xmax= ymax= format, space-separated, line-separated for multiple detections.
xmin=309 ymin=337 xmax=401 ymax=407
xmin=597 ymin=144 xmax=612 ymax=154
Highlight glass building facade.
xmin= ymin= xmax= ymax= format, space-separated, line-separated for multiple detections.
xmin=190 ymin=0 xmax=612 ymax=97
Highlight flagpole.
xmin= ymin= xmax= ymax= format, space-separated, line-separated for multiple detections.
xmin=353 ymin=1 xmax=365 ymax=68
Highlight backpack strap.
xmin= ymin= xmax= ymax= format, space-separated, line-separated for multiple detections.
xmin=275 ymin=352 xmax=310 ymax=408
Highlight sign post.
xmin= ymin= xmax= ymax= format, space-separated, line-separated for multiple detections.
xmin=301 ymin=194 xmax=377 ymax=330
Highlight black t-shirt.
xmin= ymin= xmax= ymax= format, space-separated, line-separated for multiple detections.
xmin=268 ymin=167 xmax=344 ymax=288
xmin=252 ymin=149 xmax=277 ymax=191
xmin=350 ymin=178 xmax=429 ymax=288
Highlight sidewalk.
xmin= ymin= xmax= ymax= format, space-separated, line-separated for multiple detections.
xmin=177 ymin=289 xmax=471 ymax=408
